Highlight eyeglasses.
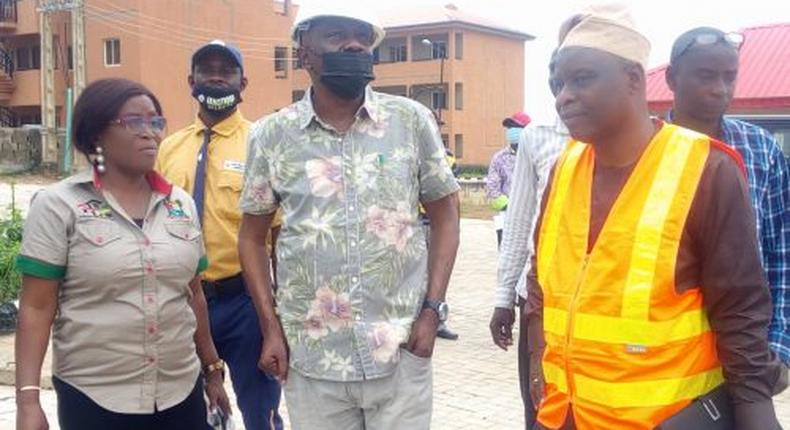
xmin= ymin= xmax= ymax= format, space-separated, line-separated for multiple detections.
xmin=110 ymin=115 xmax=167 ymax=136
xmin=671 ymin=32 xmax=744 ymax=64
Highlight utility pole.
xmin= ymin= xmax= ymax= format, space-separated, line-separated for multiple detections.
xmin=38 ymin=0 xmax=84 ymax=170
xmin=71 ymin=0 xmax=85 ymax=98
xmin=38 ymin=2 xmax=56 ymax=165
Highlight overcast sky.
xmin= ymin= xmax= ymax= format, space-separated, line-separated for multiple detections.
xmin=295 ymin=0 xmax=790 ymax=121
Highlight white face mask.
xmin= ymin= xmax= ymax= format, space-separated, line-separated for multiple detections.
xmin=506 ymin=127 xmax=522 ymax=146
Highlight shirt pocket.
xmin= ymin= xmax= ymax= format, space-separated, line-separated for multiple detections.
xmin=217 ymin=171 xmax=244 ymax=220
xmin=218 ymin=171 xmax=243 ymax=192
xmin=164 ymin=221 xmax=202 ymax=242
xmin=69 ymin=219 xmax=126 ymax=282
xmin=75 ymin=219 xmax=122 ymax=247
xmin=163 ymin=221 xmax=203 ymax=277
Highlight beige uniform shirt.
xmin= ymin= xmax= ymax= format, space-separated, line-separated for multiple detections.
xmin=16 ymin=169 xmax=208 ymax=413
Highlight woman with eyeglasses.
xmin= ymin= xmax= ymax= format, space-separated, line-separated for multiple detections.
xmin=14 ymin=78 xmax=230 ymax=430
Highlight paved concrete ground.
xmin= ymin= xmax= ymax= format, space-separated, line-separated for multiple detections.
xmin=0 ymin=183 xmax=787 ymax=429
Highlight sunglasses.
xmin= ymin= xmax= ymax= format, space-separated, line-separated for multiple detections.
xmin=110 ymin=115 xmax=167 ymax=136
xmin=672 ymin=32 xmax=744 ymax=64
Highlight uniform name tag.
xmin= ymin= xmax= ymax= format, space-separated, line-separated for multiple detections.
xmin=223 ymin=160 xmax=245 ymax=173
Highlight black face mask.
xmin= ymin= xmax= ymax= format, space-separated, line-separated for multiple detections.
xmin=320 ymin=52 xmax=375 ymax=100
xmin=191 ymin=83 xmax=242 ymax=115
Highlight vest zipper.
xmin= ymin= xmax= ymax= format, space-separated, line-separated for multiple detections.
xmin=566 ymin=253 xmax=590 ymax=404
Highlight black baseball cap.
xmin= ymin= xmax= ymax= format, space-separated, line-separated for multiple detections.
xmin=192 ymin=40 xmax=244 ymax=73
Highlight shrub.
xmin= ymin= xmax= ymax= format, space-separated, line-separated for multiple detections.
xmin=457 ymin=165 xmax=488 ymax=179
xmin=0 ymin=184 xmax=23 ymax=303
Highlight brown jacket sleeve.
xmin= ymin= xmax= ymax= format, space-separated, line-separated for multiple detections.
xmin=686 ymin=149 xmax=784 ymax=429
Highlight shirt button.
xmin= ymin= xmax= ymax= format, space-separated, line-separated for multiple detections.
xmin=345 ymin=169 xmax=352 ymax=175
xmin=147 ymin=325 xmax=156 ymax=334
xmin=351 ymin=276 xmax=359 ymax=284
xmin=349 ymin=206 xmax=356 ymax=212
xmin=147 ymin=357 xmax=156 ymax=365
xmin=95 ymin=236 xmax=104 ymax=244
xmin=146 ymin=265 xmax=154 ymax=274
xmin=145 ymin=295 xmax=155 ymax=304
xmin=355 ymin=315 xmax=362 ymax=322
xmin=143 ymin=238 xmax=151 ymax=246
xmin=350 ymin=240 xmax=357 ymax=247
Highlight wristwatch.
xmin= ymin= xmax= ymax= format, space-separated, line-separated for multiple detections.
xmin=204 ymin=359 xmax=226 ymax=380
xmin=422 ymin=299 xmax=449 ymax=322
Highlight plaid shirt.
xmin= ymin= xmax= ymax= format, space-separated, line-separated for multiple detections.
xmin=718 ymin=117 xmax=790 ymax=363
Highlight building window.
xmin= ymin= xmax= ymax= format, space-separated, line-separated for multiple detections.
xmin=31 ymin=45 xmax=40 ymax=69
xmin=273 ymin=0 xmax=290 ymax=15
xmin=432 ymin=41 xmax=447 ymax=59
xmin=388 ymin=44 xmax=407 ymax=62
xmin=274 ymin=46 xmax=288 ymax=78
xmin=373 ymin=85 xmax=407 ymax=97
xmin=441 ymin=134 xmax=449 ymax=147
xmin=104 ymin=38 xmax=120 ymax=66
xmin=292 ymin=48 xmax=302 ymax=69
xmin=67 ymin=46 xmax=73 ymax=70
xmin=292 ymin=90 xmax=305 ymax=102
xmin=413 ymin=35 xmax=448 ymax=61
xmin=376 ymin=37 xmax=408 ymax=63
xmin=455 ymin=134 xmax=464 ymax=158
xmin=455 ymin=33 xmax=463 ymax=59
xmin=454 ymin=82 xmax=463 ymax=110
xmin=15 ymin=45 xmax=41 ymax=71
xmin=15 ymin=47 xmax=29 ymax=70
xmin=431 ymin=91 xmax=447 ymax=110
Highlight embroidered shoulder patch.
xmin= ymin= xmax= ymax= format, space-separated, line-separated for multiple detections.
xmin=77 ymin=199 xmax=113 ymax=219
xmin=163 ymin=198 xmax=190 ymax=220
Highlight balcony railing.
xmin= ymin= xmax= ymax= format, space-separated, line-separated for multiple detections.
xmin=0 ymin=106 xmax=19 ymax=127
xmin=0 ymin=47 xmax=13 ymax=77
xmin=0 ymin=0 xmax=17 ymax=24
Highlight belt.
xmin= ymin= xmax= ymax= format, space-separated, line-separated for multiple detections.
xmin=202 ymin=274 xmax=245 ymax=300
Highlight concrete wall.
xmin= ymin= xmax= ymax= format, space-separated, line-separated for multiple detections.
xmin=0 ymin=127 xmax=40 ymax=174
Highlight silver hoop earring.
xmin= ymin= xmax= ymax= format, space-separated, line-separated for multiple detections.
xmin=94 ymin=146 xmax=106 ymax=174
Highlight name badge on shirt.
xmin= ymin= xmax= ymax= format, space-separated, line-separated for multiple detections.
xmin=223 ymin=160 xmax=245 ymax=173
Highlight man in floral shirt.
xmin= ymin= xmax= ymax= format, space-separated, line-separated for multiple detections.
xmin=237 ymin=7 xmax=460 ymax=429
xmin=487 ymin=112 xmax=530 ymax=247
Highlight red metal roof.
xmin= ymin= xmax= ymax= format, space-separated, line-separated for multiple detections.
xmin=646 ymin=23 xmax=790 ymax=113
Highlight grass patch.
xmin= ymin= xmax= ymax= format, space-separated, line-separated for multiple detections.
xmin=460 ymin=200 xmax=494 ymax=220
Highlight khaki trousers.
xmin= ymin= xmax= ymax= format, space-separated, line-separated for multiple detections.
xmin=284 ymin=348 xmax=433 ymax=430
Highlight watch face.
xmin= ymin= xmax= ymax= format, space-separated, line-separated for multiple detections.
xmin=437 ymin=302 xmax=449 ymax=320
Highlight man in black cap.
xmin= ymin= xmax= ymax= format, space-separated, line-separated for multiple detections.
xmin=156 ymin=40 xmax=283 ymax=429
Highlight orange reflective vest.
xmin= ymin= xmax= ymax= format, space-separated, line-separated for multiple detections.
xmin=536 ymin=124 xmax=732 ymax=429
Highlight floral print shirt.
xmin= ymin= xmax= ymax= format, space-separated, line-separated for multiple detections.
xmin=240 ymin=87 xmax=459 ymax=381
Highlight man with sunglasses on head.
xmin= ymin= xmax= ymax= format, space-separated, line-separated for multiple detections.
xmin=237 ymin=6 xmax=460 ymax=429
xmin=666 ymin=27 xmax=790 ymax=372
xmin=155 ymin=40 xmax=283 ymax=429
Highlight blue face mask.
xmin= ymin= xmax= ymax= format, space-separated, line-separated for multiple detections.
xmin=506 ymin=127 xmax=522 ymax=146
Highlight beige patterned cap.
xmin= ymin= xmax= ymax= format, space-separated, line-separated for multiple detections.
xmin=560 ymin=2 xmax=651 ymax=69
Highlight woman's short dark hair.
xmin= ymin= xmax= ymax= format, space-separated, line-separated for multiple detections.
xmin=72 ymin=78 xmax=162 ymax=157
